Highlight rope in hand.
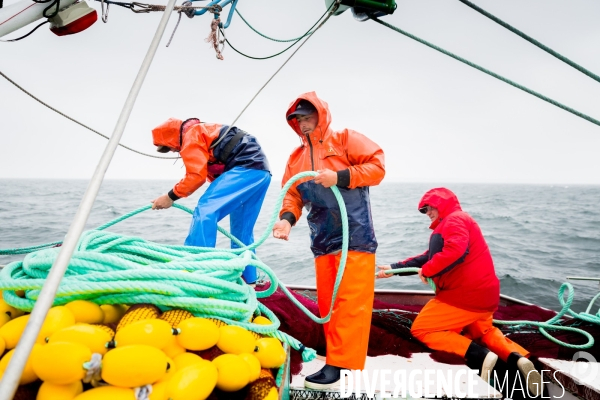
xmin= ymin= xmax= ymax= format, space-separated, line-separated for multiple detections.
xmin=384 ymin=267 xmax=598 ymax=349
xmin=0 ymin=171 xmax=349 ymax=363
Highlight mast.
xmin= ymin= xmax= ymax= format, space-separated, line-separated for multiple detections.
xmin=0 ymin=0 xmax=179 ymax=396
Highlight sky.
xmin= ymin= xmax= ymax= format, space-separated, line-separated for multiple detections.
xmin=1 ymin=0 xmax=599 ymax=184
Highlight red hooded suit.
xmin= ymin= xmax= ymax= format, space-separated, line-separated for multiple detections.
xmin=397 ymin=188 xmax=528 ymax=361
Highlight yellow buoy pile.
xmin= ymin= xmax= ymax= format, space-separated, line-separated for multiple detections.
xmin=0 ymin=293 xmax=286 ymax=400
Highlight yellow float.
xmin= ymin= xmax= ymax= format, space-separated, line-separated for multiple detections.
xmin=114 ymin=318 xmax=174 ymax=349
xmin=252 ymin=316 xmax=271 ymax=326
xmin=38 ymin=306 xmax=77 ymax=343
xmin=239 ymin=352 xmax=261 ymax=382
xmin=37 ymin=380 xmax=84 ymax=400
xmin=175 ymin=317 xmax=219 ymax=351
xmin=47 ymin=324 xmax=112 ymax=355
xmin=216 ymin=325 xmax=255 ymax=354
xmin=31 ymin=341 xmax=92 ymax=385
xmin=212 ymin=353 xmax=251 ymax=392
xmin=253 ymin=338 xmax=286 ymax=368
xmin=72 ymin=386 xmax=136 ymax=400
xmin=100 ymin=304 xmax=128 ymax=324
xmin=101 ymin=344 xmax=169 ymax=387
xmin=166 ymin=361 xmax=218 ymax=400
xmin=0 ymin=314 xmax=31 ymax=349
xmin=65 ymin=301 xmax=104 ymax=324
xmin=0 ymin=295 xmax=25 ymax=319
xmin=172 ymin=351 xmax=204 ymax=371
xmin=161 ymin=334 xmax=186 ymax=359
xmin=0 ymin=343 xmax=41 ymax=385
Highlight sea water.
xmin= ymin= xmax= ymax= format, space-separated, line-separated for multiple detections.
xmin=0 ymin=179 xmax=598 ymax=313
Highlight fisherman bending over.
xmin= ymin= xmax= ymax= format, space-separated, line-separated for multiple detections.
xmin=378 ymin=187 xmax=542 ymax=397
xmin=151 ymin=118 xmax=271 ymax=286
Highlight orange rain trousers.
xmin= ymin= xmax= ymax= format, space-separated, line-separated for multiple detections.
xmin=411 ymin=298 xmax=529 ymax=361
xmin=315 ymin=251 xmax=375 ymax=370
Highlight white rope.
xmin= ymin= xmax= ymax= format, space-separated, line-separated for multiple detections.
xmin=82 ymin=353 xmax=103 ymax=385
xmin=134 ymin=384 xmax=153 ymax=400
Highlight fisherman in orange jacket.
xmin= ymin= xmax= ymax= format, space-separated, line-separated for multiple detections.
xmin=272 ymin=92 xmax=385 ymax=389
xmin=378 ymin=188 xmax=542 ymax=397
xmin=151 ymin=118 xmax=271 ymax=285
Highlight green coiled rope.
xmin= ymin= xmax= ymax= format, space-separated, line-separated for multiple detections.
xmin=385 ymin=267 xmax=598 ymax=349
xmin=0 ymin=171 xmax=349 ymax=362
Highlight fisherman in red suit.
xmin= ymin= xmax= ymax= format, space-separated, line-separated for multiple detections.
xmin=378 ymin=187 xmax=542 ymax=397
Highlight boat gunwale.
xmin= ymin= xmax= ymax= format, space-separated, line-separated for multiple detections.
xmin=285 ymin=283 xmax=539 ymax=307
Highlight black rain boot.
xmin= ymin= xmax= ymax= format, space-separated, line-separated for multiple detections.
xmin=465 ymin=341 xmax=498 ymax=383
xmin=304 ymin=364 xmax=342 ymax=390
xmin=508 ymin=352 xmax=542 ymax=397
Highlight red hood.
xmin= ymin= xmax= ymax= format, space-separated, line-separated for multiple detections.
xmin=286 ymin=91 xmax=332 ymax=143
xmin=152 ymin=118 xmax=183 ymax=152
xmin=418 ymin=188 xmax=462 ymax=229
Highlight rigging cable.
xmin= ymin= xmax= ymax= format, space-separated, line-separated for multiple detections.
xmin=208 ymin=0 xmax=340 ymax=150
xmin=165 ymin=0 xmax=193 ymax=47
xmin=91 ymin=0 xmax=216 ymax=14
xmin=370 ymin=16 xmax=600 ymax=128
xmin=221 ymin=2 xmax=333 ymax=61
xmin=0 ymin=70 xmax=178 ymax=159
xmin=234 ymin=8 xmax=317 ymax=43
xmin=458 ymin=0 xmax=600 ymax=85
xmin=29 ymin=0 xmax=60 ymax=19
xmin=0 ymin=20 xmax=47 ymax=42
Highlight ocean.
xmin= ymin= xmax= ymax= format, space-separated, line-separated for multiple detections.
xmin=0 ymin=180 xmax=599 ymax=314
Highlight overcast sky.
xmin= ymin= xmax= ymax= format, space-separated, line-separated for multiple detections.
xmin=1 ymin=0 xmax=599 ymax=184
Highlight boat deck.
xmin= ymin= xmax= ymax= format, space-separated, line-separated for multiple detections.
xmin=290 ymin=353 xmax=502 ymax=399
xmin=277 ymin=286 xmax=600 ymax=400
xmin=539 ymin=357 xmax=600 ymax=400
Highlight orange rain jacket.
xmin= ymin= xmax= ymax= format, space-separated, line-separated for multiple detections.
xmin=152 ymin=118 xmax=269 ymax=200
xmin=280 ymin=92 xmax=385 ymax=256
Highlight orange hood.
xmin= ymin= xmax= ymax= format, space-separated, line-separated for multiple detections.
xmin=152 ymin=118 xmax=183 ymax=152
xmin=286 ymin=91 xmax=332 ymax=143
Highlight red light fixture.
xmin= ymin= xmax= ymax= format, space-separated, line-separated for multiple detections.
xmin=49 ymin=1 xmax=97 ymax=36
